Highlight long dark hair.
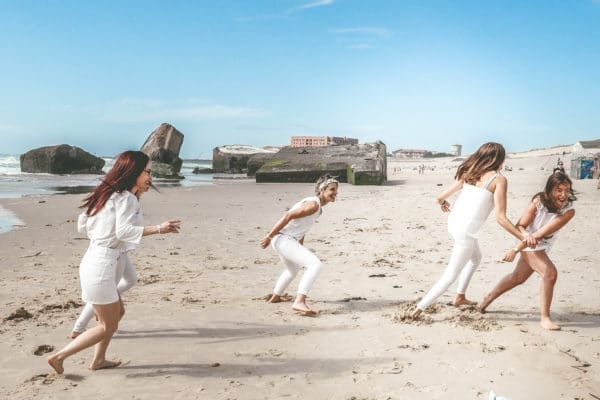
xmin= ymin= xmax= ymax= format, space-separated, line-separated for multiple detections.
xmin=81 ymin=151 xmax=149 ymax=216
xmin=534 ymin=172 xmax=577 ymax=214
xmin=455 ymin=142 xmax=505 ymax=185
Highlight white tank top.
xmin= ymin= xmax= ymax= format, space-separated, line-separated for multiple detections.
xmin=522 ymin=199 xmax=573 ymax=252
xmin=279 ymin=196 xmax=322 ymax=240
xmin=447 ymin=172 xmax=498 ymax=238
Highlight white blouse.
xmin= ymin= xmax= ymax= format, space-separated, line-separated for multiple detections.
xmin=78 ymin=191 xmax=144 ymax=250
xmin=522 ymin=198 xmax=573 ymax=252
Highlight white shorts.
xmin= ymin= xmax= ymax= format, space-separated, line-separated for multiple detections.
xmin=79 ymin=244 xmax=122 ymax=305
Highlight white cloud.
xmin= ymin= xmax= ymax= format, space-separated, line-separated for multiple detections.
xmin=234 ymin=14 xmax=290 ymax=22
xmin=100 ymin=99 xmax=269 ymax=122
xmin=329 ymin=27 xmax=392 ymax=38
xmin=236 ymin=0 xmax=334 ymax=21
xmin=297 ymin=0 xmax=335 ymax=10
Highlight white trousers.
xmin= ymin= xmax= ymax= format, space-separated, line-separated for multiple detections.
xmin=417 ymin=233 xmax=482 ymax=311
xmin=271 ymin=234 xmax=323 ymax=296
xmin=73 ymin=252 xmax=137 ymax=333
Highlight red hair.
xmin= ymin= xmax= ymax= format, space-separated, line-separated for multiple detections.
xmin=81 ymin=151 xmax=149 ymax=216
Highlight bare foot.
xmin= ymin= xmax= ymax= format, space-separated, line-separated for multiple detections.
xmin=268 ymin=294 xmax=282 ymax=303
xmin=453 ymin=294 xmax=477 ymax=307
xmin=478 ymin=293 xmax=493 ymax=314
xmin=89 ymin=359 xmax=122 ymax=371
xmin=292 ymin=303 xmax=318 ymax=316
xmin=47 ymin=354 xmax=64 ymax=374
xmin=540 ymin=318 xmax=561 ymax=331
xmin=68 ymin=331 xmax=82 ymax=339
xmin=410 ymin=308 xmax=422 ymax=319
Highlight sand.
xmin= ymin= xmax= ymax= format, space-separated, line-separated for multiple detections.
xmin=0 ymin=150 xmax=599 ymax=399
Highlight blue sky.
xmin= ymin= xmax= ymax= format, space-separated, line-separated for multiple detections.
xmin=1 ymin=0 xmax=599 ymax=158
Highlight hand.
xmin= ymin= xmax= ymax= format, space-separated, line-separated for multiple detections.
xmin=502 ymin=249 xmax=517 ymax=262
xmin=523 ymin=234 xmax=537 ymax=248
xmin=160 ymin=220 xmax=181 ymax=234
xmin=260 ymin=235 xmax=272 ymax=249
xmin=439 ymin=199 xmax=451 ymax=212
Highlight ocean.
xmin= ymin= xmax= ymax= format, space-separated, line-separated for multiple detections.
xmin=0 ymin=154 xmax=214 ymax=233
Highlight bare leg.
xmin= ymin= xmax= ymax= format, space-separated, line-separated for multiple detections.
xmin=292 ymin=294 xmax=317 ymax=316
xmin=526 ymin=252 xmax=560 ymax=330
xmin=48 ymin=301 xmax=122 ymax=374
xmin=71 ymin=255 xmax=135 ymax=338
xmin=479 ymin=256 xmax=533 ymax=313
xmin=89 ymin=302 xmax=123 ymax=370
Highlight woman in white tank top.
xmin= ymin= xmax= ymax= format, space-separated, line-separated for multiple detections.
xmin=260 ymin=174 xmax=339 ymax=316
xmin=411 ymin=143 xmax=535 ymax=319
xmin=479 ymin=172 xmax=576 ymax=330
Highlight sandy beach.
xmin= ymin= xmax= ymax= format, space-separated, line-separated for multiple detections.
xmin=1 ymin=151 xmax=599 ymax=400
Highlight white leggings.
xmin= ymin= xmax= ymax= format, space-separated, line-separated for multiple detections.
xmin=72 ymin=252 xmax=137 ymax=333
xmin=271 ymin=234 xmax=323 ymax=296
xmin=417 ymin=234 xmax=482 ymax=310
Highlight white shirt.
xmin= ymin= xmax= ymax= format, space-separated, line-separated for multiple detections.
xmin=78 ymin=191 xmax=144 ymax=250
xmin=522 ymin=199 xmax=573 ymax=252
xmin=279 ymin=196 xmax=322 ymax=241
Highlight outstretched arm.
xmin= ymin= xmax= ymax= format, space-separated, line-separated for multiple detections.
xmin=260 ymin=201 xmax=319 ymax=248
xmin=502 ymin=201 xmax=538 ymax=262
xmin=530 ymin=209 xmax=575 ymax=240
xmin=143 ymin=220 xmax=181 ymax=236
xmin=503 ymin=202 xmax=574 ymax=262
xmin=493 ymin=175 xmax=528 ymax=241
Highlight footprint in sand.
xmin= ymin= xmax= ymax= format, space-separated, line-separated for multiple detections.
xmin=253 ymin=293 xmax=294 ymax=302
xmin=140 ymin=274 xmax=160 ymax=285
xmin=390 ymin=302 xmax=434 ymax=325
xmin=391 ymin=312 xmax=434 ymax=325
xmin=4 ymin=307 xmax=33 ymax=322
xmin=446 ymin=314 xmax=501 ymax=331
xmin=398 ymin=344 xmax=430 ymax=351
xmin=33 ymin=344 xmax=54 ymax=356
xmin=24 ymin=373 xmax=59 ymax=385
xmin=480 ymin=343 xmax=506 ymax=353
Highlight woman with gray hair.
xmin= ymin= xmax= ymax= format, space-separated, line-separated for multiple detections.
xmin=260 ymin=174 xmax=339 ymax=316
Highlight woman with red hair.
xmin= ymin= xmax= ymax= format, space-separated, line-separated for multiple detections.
xmin=48 ymin=151 xmax=181 ymax=374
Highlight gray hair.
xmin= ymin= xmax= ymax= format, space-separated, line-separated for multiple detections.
xmin=315 ymin=174 xmax=339 ymax=194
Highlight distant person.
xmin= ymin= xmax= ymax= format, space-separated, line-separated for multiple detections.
xmin=410 ymin=142 xmax=535 ymax=319
xmin=260 ymin=174 xmax=338 ymax=316
xmin=553 ymin=159 xmax=565 ymax=174
xmin=48 ymin=151 xmax=181 ymax=374
xmin=479 ymin=172 xmax=576 ymax=330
